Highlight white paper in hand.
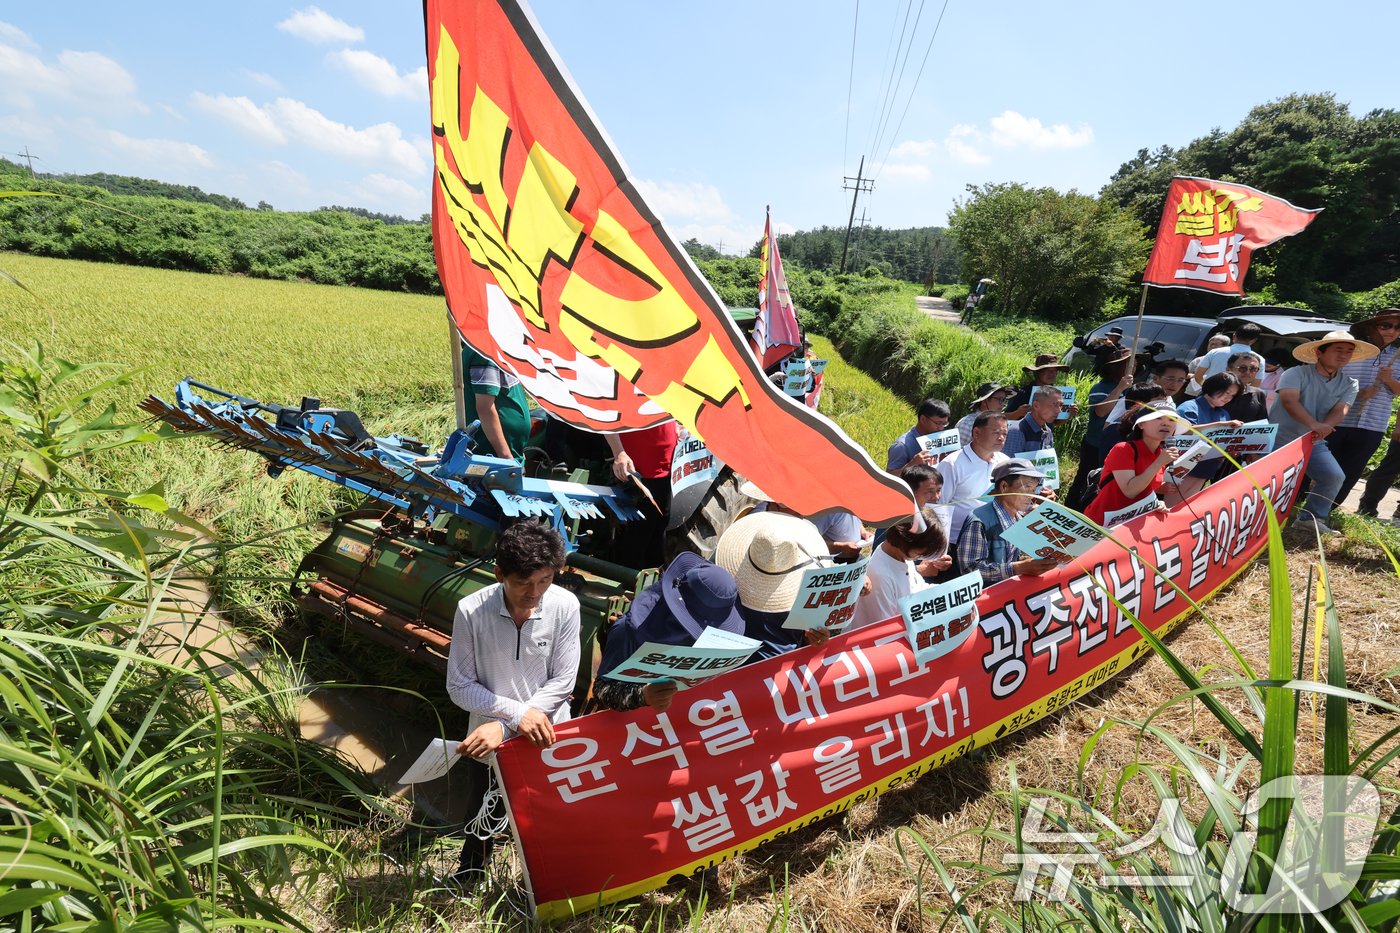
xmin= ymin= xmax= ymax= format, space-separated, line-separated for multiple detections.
xmin=396 ymin=737 xmax=461 ymax=785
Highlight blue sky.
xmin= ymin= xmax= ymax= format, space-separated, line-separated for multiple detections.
xmin=3 ymin=2 xmax=1394 ymax=254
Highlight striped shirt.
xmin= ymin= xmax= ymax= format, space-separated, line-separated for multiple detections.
xmin=446 ymin=583 xmax=580 ymax=738
xmin=1339 ymin=343 xmax=1399 ymax=433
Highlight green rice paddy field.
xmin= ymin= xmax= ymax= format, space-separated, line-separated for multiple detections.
xmin=0 ymin=251 xmax=915 ymax=625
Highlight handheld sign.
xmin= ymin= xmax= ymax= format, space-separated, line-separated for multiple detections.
xmin=1028 ymin=447 xmax=1060 ymax=490
xmin=1033 ymin=384 xmax=1078 ymax=421
xmin=917 ymin=429 xmax=962 ymax=464
xmin=1001 ymin=501 xmax=1102 ymax=565
xmin=1165 ymin=422 xmax=1278 ymax=459
xmin=1164 ymin=440 xmax=1215 ymax=483
xmin=1103 ymin=493 xmax=1161 ymax=528
xmin=900 ymin=570 xmax=982 ymax=665
xmin=807 ymin=358 xmax=830 ymax=375
xmin=608 ymin=634 xmax=759 ymax=690
xmin=783 ymin=360 xmax=809 ymax=396
xmin=784 ymin=555 xmax=870 ymax=631
xmin=670 ymin=428 xmax=719 ymax=496
xmin=396 ymin=738 xmax=461 ymax=785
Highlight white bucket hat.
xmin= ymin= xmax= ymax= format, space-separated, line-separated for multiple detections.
xmin=715 ymin=512 xmax=830 ymax=614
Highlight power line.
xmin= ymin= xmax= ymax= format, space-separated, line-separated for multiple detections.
xmin=841 ymin=0 xmax=861 ymax=172
xmin=868 ymin=0 xmax=929 ymax=172
xmin=839 ymin=156 xmax=875 ymax=274
xmin=873 ymin=0 xmax=952 ymax=180
xmin=861 ymin=0 xmax=909 ymax=170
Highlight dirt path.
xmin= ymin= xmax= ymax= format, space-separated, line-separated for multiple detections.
xmin=915 ymin=294 xmax=963 ymax=326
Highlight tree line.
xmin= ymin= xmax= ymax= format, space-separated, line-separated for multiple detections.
xmin=949 ymin=93 xmax=1400 ymax=323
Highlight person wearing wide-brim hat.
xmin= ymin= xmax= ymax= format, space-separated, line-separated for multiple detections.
xmin=1330 ymin=310 xmax=1400 ymax=511
xmin=1084 ymin=402 xmax=1185 ymax=526
xmin=1064 ymin=346 xmax=1135 ymax=511
xmin=1268 ymin=330 xmax=1379 ymax=533
xmin=593 ymin=552 xmax=745 ymax=713
xmin=955 ymin=381 xmax=1008 ymax=447
xmin=714 ymin=510 xmax=833 ymax=660
xmin=1006 ymin=354 xmax=1075 ymax=421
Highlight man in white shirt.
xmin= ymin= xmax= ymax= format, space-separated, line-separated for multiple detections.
xmin=1194 ymin=323 xmax=1265 ymax=386
xmin=937 ymin=411 xmax=1009 ymax=551
xmin=447 ymin=522 xmax=580 ymax=883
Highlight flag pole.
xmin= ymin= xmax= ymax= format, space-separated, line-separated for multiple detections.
xmin=1127 ymin=283 xmax=1149 ymax=378
xmin=448 ymin=311 xmax=467 ymax=431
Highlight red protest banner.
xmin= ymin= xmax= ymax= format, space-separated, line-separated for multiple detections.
xmin=495 ymin=437 xmax=1312 ymax=920
xmin=1142 ymin=176 xmax=1320 ymax=296
xmin=424 ymin=0 xmax=913 ymax=524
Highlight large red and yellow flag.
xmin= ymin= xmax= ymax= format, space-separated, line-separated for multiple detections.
xmin=753 ymin=207 xmax=802 ymax=369
xmin=1142 ymin=176 xmax=1320 ymax=296
xmin=425 ymin=0 xmax=913 ymax=524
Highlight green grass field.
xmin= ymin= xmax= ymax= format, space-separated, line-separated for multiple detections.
xmin=0 ymin=252 xmax=916 ymax=631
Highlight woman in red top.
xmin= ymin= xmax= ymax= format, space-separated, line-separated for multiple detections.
xmin=1084 ymin=403 xmax=1183 ymax=525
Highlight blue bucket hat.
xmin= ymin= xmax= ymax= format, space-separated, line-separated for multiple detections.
xmin=598 ymin=552 xmax=744 ymax=677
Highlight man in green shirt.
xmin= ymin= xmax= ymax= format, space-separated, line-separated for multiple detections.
xmin=462 ymin=346 xmax=531 ymax=462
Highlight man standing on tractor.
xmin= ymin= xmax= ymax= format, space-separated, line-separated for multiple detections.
xmin=447 ymin=522 xmax=580 ymax=885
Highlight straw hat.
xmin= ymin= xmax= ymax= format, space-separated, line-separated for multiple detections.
xmin=1291 ymin=331 xmax=1380 ymax=364
xmin=1022 ymin=353 xmax=1068 ymax=374
xmin=716 ymin=512 xmax=829 ymax=614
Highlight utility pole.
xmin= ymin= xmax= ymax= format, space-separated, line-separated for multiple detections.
xmin=851 ymin=210 xmax=870 ymax=271
xmin=925 ymin=236 xmax=943 ymax=289
xmin=839 ymin=156 xmax=874 ymax=274
xmin=9 ymin=147 xmax=40 ymax=177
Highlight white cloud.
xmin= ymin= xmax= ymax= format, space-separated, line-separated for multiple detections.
xmin=189 ymin=92 xmax=425 ymax=176
xmin=634 ymin=179 xmax=757 ymax=254
xmin=890 ymin=139 xmax=938 ymax=161
xmin=276 ymin=6 xmax=364 ymax=45
xmin=635 ymin=179 xmax=735 ymax=226
xmin=354 ymin=172 xmax=428 ymax=214
xmin=0 ymin=31 xmax=142 ymax=112
xmin=882 ymin=162 xmax=933 ymax=180
xmin=0 ymin=22 xmax=38 ymax=52
xmin=268 ymin=98 xmax=426 ymax=176
xmin=107 ymin=131 xmax=215 ymax=169
xmin=191 ymin=92 xmax=287 ymax=145
xmin=944 ymin=137 xmax=990 ymax=165
xmin=328 ymin=49 xmax=426 ymax=99
xmin=242 ymin=69 xmax=283 ymax=91
xmin=988 ymin=110 xmax=1093 ymax=150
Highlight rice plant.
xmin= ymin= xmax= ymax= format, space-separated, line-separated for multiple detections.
xmin=894 ymin=499 xmax=1400 ymax=931
xmin=0 ymin=345 xmax=382 ymax=931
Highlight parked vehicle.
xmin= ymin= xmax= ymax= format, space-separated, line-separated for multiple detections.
xmin=1064 ymin=306 xmax=1348 ymax=372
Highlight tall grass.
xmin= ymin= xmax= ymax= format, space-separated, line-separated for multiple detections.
xmin=894 ymin=501 xmax=1400 ymax=931
xmin=0 ymin=345 xmax=383 ymax=931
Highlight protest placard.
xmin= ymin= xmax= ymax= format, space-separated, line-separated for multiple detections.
xmin=396 ymin=738 xmax=461 ymax=785
xmin=1028 ymin=447 xmax=1060 ymax=490
xmin=784 ymin=556 xmax=870 ymax=631
xmin=1103 ymin=493 xmax=1161 ymax=528
xmin=1001 ymin=500 xmax=1103 ymax=564
xmin=917 ymin=429 xmax=963 ymax=463
xmin=900 ymin=570 xmax=982 ymax=665
xmin=669 ymin=429 xmax=720 ymax=498
xmin=1164 ymin=422 xmax=1278 ymax=459
xmin=1033 ymin=384 xmax=1078 ymax=421
xmin=1164 ymin=440 xmax=1216 ymax=483
xmin=807 ymin=358 xmax=829 ymax=375
xmin=607 ymin=636 xmax=759 ymax=689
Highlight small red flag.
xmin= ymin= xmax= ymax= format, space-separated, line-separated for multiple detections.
xmin=1142 ymin=176 xmax=1320 ymax=296
xmin=753 ymin=208 xmax=802 ymax=369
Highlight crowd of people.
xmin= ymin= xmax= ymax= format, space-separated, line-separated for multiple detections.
xmin=444 ymin=309 xmax=1400 ymax=885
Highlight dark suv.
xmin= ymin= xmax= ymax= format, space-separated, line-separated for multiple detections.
xmin=1064 ymin=306 xmax=1348 ymax=371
